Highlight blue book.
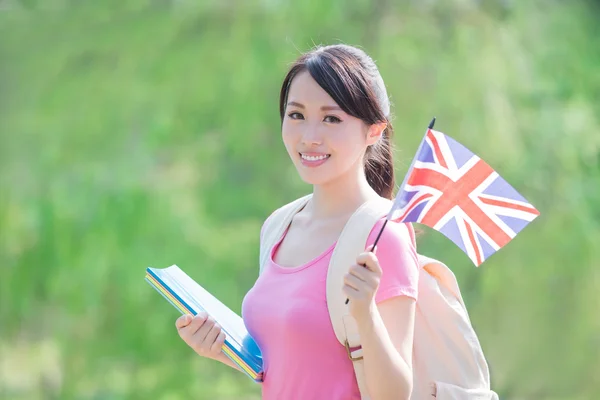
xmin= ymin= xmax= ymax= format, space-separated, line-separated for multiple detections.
xmin=145 ymin=265 xmax=263 ymax=382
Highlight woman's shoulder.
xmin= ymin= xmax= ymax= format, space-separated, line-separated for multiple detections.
xmin=368 ymin=218 xmax=416 ymax=249
xmin=366 ymin=218 xmax=418 ymax=271
xmin=259 ymin=209 xmax=278 ymax=242
xmin=259 ymin=194 xmax=312 ymax=239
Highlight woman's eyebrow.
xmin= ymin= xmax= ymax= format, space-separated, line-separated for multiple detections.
xmin=320 ymin=105 xmax=342 ymax=111
xmin=287 ymin=101 xmax=342 ymax=112
xmin=287 ymin=101 xmax=305 ymax=109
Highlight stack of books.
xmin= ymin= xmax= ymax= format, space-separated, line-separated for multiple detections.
xmin=145 ymin=265 xmax=263 ymax=382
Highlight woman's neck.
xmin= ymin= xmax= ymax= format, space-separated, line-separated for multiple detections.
xmin=307 ymin=168 xmax=381 ymax=221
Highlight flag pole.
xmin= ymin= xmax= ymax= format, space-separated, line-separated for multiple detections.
xmin=345 ymin=117 xmax=436 ymax=305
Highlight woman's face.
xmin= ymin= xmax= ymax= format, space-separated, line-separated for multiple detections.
xmin=282 ymin=70 xmax=379 ymax=187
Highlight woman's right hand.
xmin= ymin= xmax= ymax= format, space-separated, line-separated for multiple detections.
xmin=176 ymin=312 xmax=227 ymax=359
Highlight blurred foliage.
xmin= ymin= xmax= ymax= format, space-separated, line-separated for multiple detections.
xmin=0 ymin=0 xmax=599 ymax=399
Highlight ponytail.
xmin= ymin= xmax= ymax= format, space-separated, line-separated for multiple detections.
xmin=365 ymin=119 xmax=395 ymax=200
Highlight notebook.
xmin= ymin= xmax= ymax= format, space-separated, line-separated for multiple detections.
xmin=145 ymin=265 xmax=264 ymax=382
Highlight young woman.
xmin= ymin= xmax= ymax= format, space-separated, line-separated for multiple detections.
xmin=176 ymin=44 xmax=419 ymax=400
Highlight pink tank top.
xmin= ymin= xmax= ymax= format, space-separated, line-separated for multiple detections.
xmin=241 ymin=216 xmax=419 ymax=399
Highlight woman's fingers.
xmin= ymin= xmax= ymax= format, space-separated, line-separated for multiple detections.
xmin=194 ymin=316 xmax=216 ymax=343
xmin=181 ymin=313 xmax=207 ymax=335
xmin=344 ymin=271 xmax=366 ymax=290
xmin=176 ymin=314 xmax=192 ymax=329
xmin=203 ymin=321 xmax=221 ymax=344
xmin=209 ymin=329 xmax=226 ymax=354
xmin=348 ymin=264 xmax=369 ymax=280
xmin=356 ymin=249 xmax=381 ymax=274
xmin=175 ymin=311 xmax=226 ymax=358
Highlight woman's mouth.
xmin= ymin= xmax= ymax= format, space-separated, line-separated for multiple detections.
xmin=299 ymin=152 xmax=331 ymax=167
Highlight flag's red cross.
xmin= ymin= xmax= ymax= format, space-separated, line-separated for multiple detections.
xmin=409 ymin=158 xmax=507 ymax=239
xmin=401 ymin=130 xmax=539 ymax=265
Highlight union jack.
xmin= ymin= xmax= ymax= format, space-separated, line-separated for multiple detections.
xmin=389 ymin=127 xmax=540 ymax=266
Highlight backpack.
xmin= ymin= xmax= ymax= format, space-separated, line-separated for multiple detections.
xmin=259 ymin=194 xmax=499 ymax=400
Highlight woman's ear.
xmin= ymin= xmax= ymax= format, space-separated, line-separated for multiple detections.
xmin=366 ymin=121 xmax=387 ymax=146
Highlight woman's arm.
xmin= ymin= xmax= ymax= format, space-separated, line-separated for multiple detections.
xmin=357 ymin=297 xmax=416 ymax=400
xmin=343 ymin=221 xmax=419 ymax=400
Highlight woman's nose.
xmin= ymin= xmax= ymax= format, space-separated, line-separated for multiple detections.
xmin=300 ymin=127 xmax=323 ymax=146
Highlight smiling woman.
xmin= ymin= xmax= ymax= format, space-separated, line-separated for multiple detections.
xmin=175 ymin=43 xmax=418 ymax=400
xmin=279 ymin=46 xmax=396 ymax=201
xmin=280 ymin=71 xmax=381 ymax=186
xmin=239 ymin=44 xmax=417 ymax=400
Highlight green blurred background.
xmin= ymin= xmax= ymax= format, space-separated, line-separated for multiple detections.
xmin=1 ymin=0 xmax=599 ymax=399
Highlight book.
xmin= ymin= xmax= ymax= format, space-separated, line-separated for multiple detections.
xmin=145 ymin=265 xmax=264 ymax=382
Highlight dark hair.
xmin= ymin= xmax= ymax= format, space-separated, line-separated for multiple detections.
xmin=279 ymin=44 xmax=396 ymax=200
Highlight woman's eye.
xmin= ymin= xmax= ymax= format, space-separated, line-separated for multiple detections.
xmin=324 ymin=115 xmax=342 ymax=123
xmin=288 ymin=112 xmax=304 ymax=120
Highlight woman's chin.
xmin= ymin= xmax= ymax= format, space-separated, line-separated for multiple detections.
xmin=296 ymin=171 xmax=331 ymax=187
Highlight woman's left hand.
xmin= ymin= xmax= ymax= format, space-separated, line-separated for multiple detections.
xmin=343 ymin=245 xmax=382 ymax=322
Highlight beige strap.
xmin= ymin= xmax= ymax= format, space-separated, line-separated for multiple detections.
xmin=259 ymin=194 xmax=312 ymax=274
xmin=326 ymin=196 xmax=392 ymax=399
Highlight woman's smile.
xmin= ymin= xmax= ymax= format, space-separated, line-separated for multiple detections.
xmin=299 ymin=152 xmax=331 ymax=167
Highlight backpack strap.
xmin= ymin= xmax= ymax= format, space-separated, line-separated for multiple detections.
xmin=326 ymin=196 xmax=393 ymax=399
xmin=259 ymin=194 xmax=312 ymax=274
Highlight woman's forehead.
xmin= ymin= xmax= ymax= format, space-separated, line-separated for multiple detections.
xmin=286 ymin=71 xmax=340 ymax=109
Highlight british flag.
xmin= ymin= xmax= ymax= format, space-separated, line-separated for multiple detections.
xmin=389 ymin=127 xmax=540 ymax=266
